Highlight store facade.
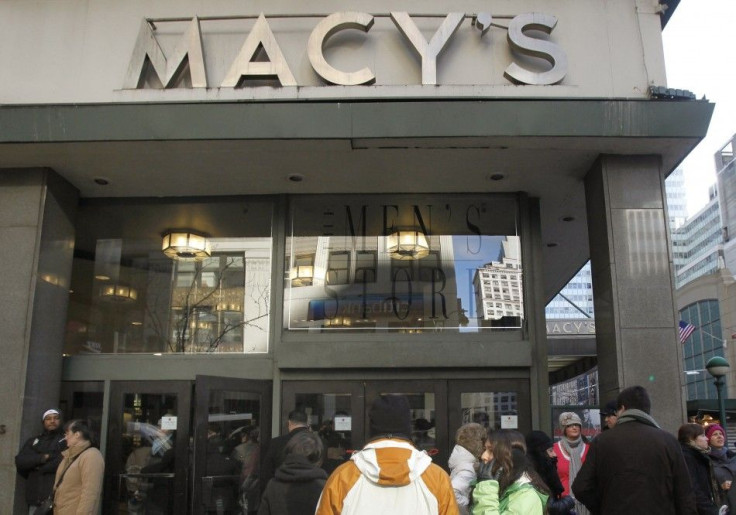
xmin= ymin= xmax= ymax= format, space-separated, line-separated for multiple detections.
xmin=0 ymin=0 xmax=713 ymax=513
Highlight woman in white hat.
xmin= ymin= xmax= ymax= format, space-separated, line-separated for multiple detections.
xmin=553 ymin=412 xmax=589 ymax=515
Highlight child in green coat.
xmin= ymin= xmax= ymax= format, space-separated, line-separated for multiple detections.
xmin=472 ymin=429 xmax=550 ymax=515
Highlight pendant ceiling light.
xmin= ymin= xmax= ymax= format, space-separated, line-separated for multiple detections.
xmin=99 ymin=283 xmax=138 ymax=303
xmin=386 ymin=228 xmax=430 ymax=260
xmin=162 ymin=230 xmax=211 ymax=261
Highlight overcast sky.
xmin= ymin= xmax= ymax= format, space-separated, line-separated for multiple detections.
xmin=663 ymin=0 xmax=736 ymax=215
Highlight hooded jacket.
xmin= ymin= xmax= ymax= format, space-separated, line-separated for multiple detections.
xmin=258 ymin=454 xmax=328 ymax=515
xmin=315 ymin=437 xmax=459 ymax=515
xmin=448 ymin=444 xmax=478 ymax=514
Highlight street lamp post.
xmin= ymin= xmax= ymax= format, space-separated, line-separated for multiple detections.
xmin=706 ymin=356 xmax=730 ymax=441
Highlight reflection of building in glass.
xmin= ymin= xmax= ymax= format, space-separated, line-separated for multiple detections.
xmin=473 ymin=237 xmax=523 ymax=323
xmin=285 ymin=234 xmax=461 ymax=331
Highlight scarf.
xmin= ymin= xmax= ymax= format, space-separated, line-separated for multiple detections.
xmin=560 ymin=436 xmax=590 ymax=515
xmin=710 ymin=446 xmax=729 ymax=460
xmin=615 ymin=409 xmax=660 ymax=428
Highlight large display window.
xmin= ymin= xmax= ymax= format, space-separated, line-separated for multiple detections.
xmin=284 ymin=194 xmax=522 ymax=332
xmin=64 ymin=198 xmax=273 ymax=355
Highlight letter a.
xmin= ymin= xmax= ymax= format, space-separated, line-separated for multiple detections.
xmin=221 ymin=14 xmax=297 ymax=87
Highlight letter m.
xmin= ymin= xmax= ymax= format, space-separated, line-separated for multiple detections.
xmin=123 ymin=18 xmax=207 ymax=89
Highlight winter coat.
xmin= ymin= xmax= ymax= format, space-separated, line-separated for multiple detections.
xmin=708 ymin=447 xmax=736 ymax=512
xmin=315 ymin=437 xmax=459 ymax=515
xmin=52 ymin=441 xmax=105 ymax=515
xmin=553 ymin=439 xmax=588 ymax=496
xmin=571 ymin=409 xmax=697 ymax=515
xmin=471 ymin=475 xmax=548 ymax=515
xmin=681 ymin=443 xmax=721 ymax=515
xmin=258 ymin=454 xmax=328 ymax=515
xmin=15 ymin=428 xmax=66 ymax=506
xmin=448 ymin=444 xmax=477 ymax=514
xmin=261 ymin=426 xmax=309 ymax=490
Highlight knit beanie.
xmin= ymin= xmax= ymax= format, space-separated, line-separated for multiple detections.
xmin=706 ymin=424 xmax=725 ymax=440
xmin=369 ymin=395 xmax=412 ymax=438
xmin=455 ymin=423 xmax=486 ymax=458
xmin=525 ymin=430 xmax=554 ymax=454
xmin=559 ymin=411 xmax=582 ymax=428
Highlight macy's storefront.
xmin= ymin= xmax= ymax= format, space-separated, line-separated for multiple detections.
xmin=0 ymin=1 xmax=710 ymax=512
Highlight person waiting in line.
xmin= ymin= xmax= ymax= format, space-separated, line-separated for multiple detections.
xmin=478 ymin=428 xmax=495 ymax=480
xmin=599 ymin=401 xmax=618 ymax=433
xmin=203 ymin=423 xmax=240 ymax=515
xmin=15 ymin=408 xmax=66 ymax=514
xmin=707 ymin=423 xmax=736 ymax=511
xmin=472 ymin=429 xmax=550 ymax=515
xmin=315 ymin=395 xmax=458 ymax=515
xmin=231 ymin=426 xmax=261 ymax=515
xmin=258 ymin=431 xmax=328 ymax=515
xmin=261 ymin=410 xmax=309 ymax=491
xmin=572 ymin=386 xmax=697 ymax=514
xmin=52 ymin=419 xmax=105 ymax=515
xmin=525 ymin=430 xmax=575 ymax=515
xmin=448 ymin=423 xmax=485 ymax=514
xmin=554 ymin=412 xmax=589 ymax=515
xmin=679 ymin=423 xmax=724 ymax=515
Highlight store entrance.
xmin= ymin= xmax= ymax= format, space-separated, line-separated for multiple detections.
xmin=104 ymin=376 xmax=271 ymax=514
xmin=281 ymin=378 xmax=530 ymax=470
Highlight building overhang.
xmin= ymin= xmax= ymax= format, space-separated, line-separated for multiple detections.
xmin=0 ymin=98 xmax=714 ymax=301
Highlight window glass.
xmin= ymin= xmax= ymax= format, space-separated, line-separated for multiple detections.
xmin=64 ymin=198 xmax=273 ymax=354
xmin=284 ymin=195 xmax=520 ymax=332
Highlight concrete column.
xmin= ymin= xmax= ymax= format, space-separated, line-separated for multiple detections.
xmin=0 ymin=169 xmax=77 ymax=514
xmin=521 ymin=195 xmax=550 ymax=431
xmin=585 ymin=155 xmax=685 ymax=432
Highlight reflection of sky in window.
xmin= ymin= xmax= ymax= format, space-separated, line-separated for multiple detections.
xmin=453 ymin=235 xmax=505 ymax=327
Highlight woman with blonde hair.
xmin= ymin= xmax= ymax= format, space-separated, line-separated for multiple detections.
xmin=472 ymin=429 xmax=549 ymax=514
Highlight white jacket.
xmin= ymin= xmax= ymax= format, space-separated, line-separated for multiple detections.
xmin=316 ymin=438 xmax=459 ymax=515
xmin=448 ymin=444 xmax=478 ymax=513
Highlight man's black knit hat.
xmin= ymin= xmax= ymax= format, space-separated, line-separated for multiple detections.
xmin=369 ymin=395 xmax=412 ymax=438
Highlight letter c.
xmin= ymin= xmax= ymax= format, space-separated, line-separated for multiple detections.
xmin=308 ymin=12 xmax=376 ymax=85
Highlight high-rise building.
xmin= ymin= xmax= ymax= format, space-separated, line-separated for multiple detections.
xmin=474 ymin=236 xmax=523 ymax=324
xmin=671 ymin=191 xmax=723 ymax=288
xmin=667 ymin=167 xmax=689 ymax=230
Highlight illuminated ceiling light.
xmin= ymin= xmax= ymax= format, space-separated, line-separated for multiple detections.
xmin=290 ymin=265 xmax=314 ymax=286
xmin=100 ymin=283 xmax=138 ymax=303
xmin=95 ymin=274 xmax=111 ymax=281
xmin=216 ymin=302 xmax=242 ymax=313
xmin=162 ymin=230 xmax=211 ymax=261
xmin=386 ymin=228 xmax=430 ymax=260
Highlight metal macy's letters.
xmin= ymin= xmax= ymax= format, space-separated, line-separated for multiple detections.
xmin=123 ymin=11 xmax=568 ymax=89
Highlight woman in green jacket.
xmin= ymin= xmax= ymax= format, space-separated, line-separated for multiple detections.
xmin=472 ymin=430 xmax=550 ymax=515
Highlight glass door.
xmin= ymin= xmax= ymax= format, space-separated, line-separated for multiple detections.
xmin=447 ymin=379 xmax=531 ymax=439
xmin=106 ymin=381 xmax=191 ymax=515
xmin=192 ymin=375 xmax=271 ymax=515
xmin=281 ymin=381 xmax=364 ymax=474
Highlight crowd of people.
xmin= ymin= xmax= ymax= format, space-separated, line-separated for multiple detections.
xmin=14 ymin=385 xmax=736 ymax=514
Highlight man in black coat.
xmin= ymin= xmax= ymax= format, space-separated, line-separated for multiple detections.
xmin=15 ymin=408 xmax=67 ymax=511
xmin=260 ymin=410 xmax=309 ymax=491
xmin=572 ymin=386 xmax=697 ymax=515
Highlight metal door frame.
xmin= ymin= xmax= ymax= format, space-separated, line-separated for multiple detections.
xmin=106 ymin=380 xmax=192 ymax=514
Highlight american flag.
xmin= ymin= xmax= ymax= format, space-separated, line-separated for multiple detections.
xmin=679 ymin=320 xmax=695 ymax=344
